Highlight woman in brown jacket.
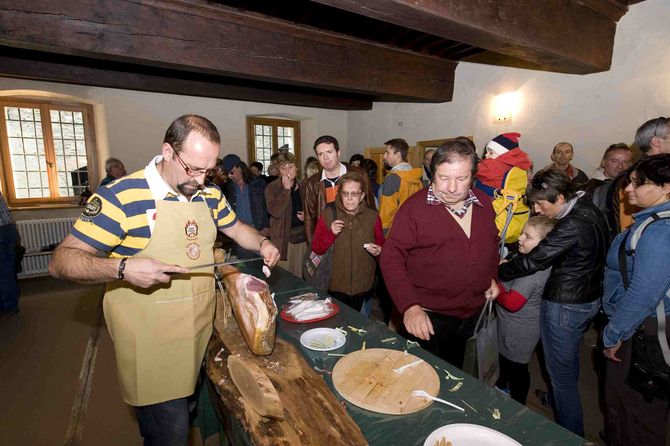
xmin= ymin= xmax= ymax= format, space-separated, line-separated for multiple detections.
xmin=311 ymin=171 xmax=384 ymax=311
xmin=265 ymin=152 xmax=306 ymax=277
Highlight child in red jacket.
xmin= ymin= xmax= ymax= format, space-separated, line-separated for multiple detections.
xmin=476 ymin=132 xmax=532 ymax=190
xmin=475 ymin=132 xmax=533 ymax=246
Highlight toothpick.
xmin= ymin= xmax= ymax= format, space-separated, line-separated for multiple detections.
xmin=461 ymin=400 xmax=477 ymax=413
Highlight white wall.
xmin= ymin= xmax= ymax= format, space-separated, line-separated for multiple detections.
xmin=346 ymin=0 xmax=670 ymax=174
xmin=0 ymin=79 xmax=348 ymax=176
xmin=0 ymin=80 xmax=347 ymax=219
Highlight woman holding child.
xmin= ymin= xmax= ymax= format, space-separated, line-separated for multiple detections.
xmin=499 ymin=167 xmax=609 ymax=437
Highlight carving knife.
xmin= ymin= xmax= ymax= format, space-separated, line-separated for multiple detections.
xmin=186 ymin=256 xmax=265 ymax=271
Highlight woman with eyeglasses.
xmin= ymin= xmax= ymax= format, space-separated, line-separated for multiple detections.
xmin=601 ymin=155 xmax=670 ymax=445
xmin=310 ymin=171 xmax=384 ymax=311
xmin=498 ymin=167 xmax=609 ymax=437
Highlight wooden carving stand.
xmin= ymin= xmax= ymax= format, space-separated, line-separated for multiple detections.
xmin=206 ymin=264 xmax=367 ymax=446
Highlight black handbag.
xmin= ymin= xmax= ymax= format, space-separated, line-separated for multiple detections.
xmin=618 ymin=211 xmax=670 ymax=401
xmin=627 ymin=326 xmax=670 ymax=401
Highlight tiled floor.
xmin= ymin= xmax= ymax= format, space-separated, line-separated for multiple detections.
xmin=1 ymin=277 xmax=605 ymax=445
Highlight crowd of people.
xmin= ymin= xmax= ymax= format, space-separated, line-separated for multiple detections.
xmin=31 ymin=114 xmax=669 ymax=444
xmin=222 ymin=118 xmax=667 ymax=445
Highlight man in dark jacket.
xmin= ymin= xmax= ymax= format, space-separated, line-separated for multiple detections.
xmin=222 ymin=154 xmax=269 ymax=258
xmin=499 ymin=167 xmax=608 ymax=437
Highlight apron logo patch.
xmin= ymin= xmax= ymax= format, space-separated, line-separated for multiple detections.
xmin=186 ymin=242 xmax=201 ymax=260
xmin=81 ymin=196 xmax=102 ymax=221
xmin=185 ymin=220 xmax=198 ymax=239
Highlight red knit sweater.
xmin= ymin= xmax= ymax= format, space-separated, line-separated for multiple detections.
xmin=380 ymin=188 xmax=499 ymax=318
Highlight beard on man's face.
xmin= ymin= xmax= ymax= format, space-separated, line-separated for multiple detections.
xmin=177 ymin=180 xmax=201 ymax=197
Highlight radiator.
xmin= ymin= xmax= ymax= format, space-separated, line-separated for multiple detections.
xmin=16 ymin=217 xmax=78 ymax=279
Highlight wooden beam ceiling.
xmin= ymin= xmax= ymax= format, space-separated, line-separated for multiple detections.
xmin=310 ymin=0 xmax=626 ymax=74
xmin=0 ymin=0 xmax=641 ymax=108
xmin=0 ymin=47 xmax=373 ymax=111
xmin=0 ymin=0 xmax=456 ymax=108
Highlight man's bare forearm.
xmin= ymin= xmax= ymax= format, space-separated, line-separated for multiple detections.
xmin=48 ymin=236 xmax=119 ymax=284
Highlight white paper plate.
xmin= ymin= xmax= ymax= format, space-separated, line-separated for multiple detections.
xmin=299 ymin=328 xmax=346 ymax=351
xmin=423 ymin=423 xmax=521 ymax=446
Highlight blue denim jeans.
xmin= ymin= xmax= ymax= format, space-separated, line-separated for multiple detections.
xmin=0 ymin=223 xmax=20 ymax=312
xmin=134 ymin=397 xmax=189 ymax=446
xmin=540 ymin=299 xmax=600 ymax=437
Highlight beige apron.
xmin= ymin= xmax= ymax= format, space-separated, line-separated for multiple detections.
xmin=104 ymin=199 xmax=216 ymax=406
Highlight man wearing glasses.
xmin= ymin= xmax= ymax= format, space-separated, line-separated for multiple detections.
xmin=49 ymin=115 xmax=279 ymax=445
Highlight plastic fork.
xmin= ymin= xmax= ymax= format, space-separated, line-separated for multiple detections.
xmin=411 ymin=390 xmax=465 ymax=412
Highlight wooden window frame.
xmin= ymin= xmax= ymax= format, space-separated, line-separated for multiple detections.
xmin=0 ymin=98 xmax=99 ymax=208
xmin=246 ymin=117 xmax=301 ymax=172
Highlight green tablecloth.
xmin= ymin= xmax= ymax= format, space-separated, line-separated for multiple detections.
xmin=204 ymin=261 xmax=587 ymax=446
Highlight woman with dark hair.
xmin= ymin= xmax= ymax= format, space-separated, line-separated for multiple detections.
xmin=360 ymin=158 xmax=380 ymax=208
xmin=499 ymin=167 xmax=609 ymax=437
xmin=602 ymin=154 xmax=670 ymax=445
xmin=349 ymin=153 xmax=365 ymax=167
xmin=311 ymin=171 xmax=384 ymax=311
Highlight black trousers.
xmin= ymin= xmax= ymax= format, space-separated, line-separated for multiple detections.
xmin=496 ymin=354 xmax=530 ymax=404
xmin=604 ymin=316 xmax=670 ymax=446
xmin=406 ymin=310 xmax=480 ymax=370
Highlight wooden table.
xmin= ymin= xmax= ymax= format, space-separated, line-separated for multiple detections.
xmin=204 ymin=261 xmax=589 ymax=446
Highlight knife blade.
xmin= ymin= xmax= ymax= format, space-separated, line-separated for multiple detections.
xmin=186 ymin=257 xmax=264 ymax=271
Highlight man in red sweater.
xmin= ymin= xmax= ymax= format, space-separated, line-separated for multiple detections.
xmin=380 ymin=137 xmax=500 ymax=368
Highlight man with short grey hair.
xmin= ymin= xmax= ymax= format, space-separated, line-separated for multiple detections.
xmin=605 ymin=116 xmax=670 ymax=235
xmin=634 ymin=116 xmax=670 ymax=156
xmin=99 ymin=157 xmax=127 ymax=187
xmin=580 ymin=143 xmax=632 ymax=212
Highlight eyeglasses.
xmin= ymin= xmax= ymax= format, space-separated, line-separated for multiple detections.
xmin=341 ymin=191 xmax=363 ymax=199
xmin=531 ymin=177 xmax=549 ymax=190
xmin=172 ymin=147 xmax=209 ymax=177
xmin=629 ymin=176 xmax=654 ymax=188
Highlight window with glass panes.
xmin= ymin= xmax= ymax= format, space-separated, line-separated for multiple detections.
xmin=0 ymin=100 xmax=98 ymax=206
xmin=246 ymin=117 xmax=300 ymax=174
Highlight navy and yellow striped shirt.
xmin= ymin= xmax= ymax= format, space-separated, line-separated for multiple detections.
xmin=72 ymin=157 xmax=237 ymax=258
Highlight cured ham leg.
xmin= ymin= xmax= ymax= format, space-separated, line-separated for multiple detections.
xmin=218 ymin=264 xmax=277 ymax=355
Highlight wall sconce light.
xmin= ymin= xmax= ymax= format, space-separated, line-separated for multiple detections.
xmin=493 ymin=91 xmax=520 ymax=124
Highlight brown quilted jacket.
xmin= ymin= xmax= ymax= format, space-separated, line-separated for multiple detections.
xmin=303 ymin=164 xmax=375 ymax=245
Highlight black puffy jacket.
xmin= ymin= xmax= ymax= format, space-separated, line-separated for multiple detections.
xmin=499 ymin=195 xmax=608 ymax=304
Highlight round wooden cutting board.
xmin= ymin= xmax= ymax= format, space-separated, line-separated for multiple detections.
xmin=332 ymin=348 xmax=440 ymax=415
